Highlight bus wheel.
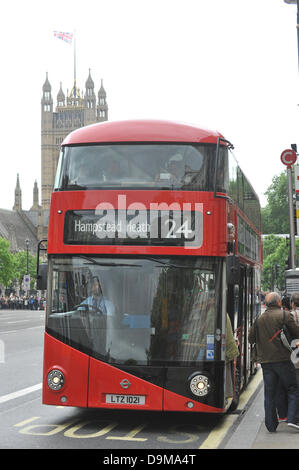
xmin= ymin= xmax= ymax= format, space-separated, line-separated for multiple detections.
xmin=228 ymin=360 xmax=241 ymax=412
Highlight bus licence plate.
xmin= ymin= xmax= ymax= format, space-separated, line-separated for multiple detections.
xmin=105 ymin=394 xmax=146 ymax=405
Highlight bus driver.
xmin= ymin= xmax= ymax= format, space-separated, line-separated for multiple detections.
xmin=78 ymin=277 xmax=115 ymax=315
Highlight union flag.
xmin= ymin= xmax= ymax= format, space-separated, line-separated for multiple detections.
xmin=54 ymin=31 xmax=73 ymax=44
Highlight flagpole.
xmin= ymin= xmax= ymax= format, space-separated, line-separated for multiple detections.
xmin=73 ymin=29 xmax=76 ymax=96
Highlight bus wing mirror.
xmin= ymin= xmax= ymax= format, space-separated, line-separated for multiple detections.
xmin=226 ymin=255 xmax=240 ymax=285
xmin=37 ymin=263 xmax=48 ymax=290
xmin=36 ymin=239 xmax=47 ymax=290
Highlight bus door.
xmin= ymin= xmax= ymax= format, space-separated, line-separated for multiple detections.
xmin=244 ymin=265 xmax=254 ymax=384
xmin=237 ymin=264 xmax=254 ymax=389
xmin=237 ymin=265 xmax=247 ymax=391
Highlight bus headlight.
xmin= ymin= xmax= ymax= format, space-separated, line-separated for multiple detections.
xmin=47 ymin=369 xmax=65 ymax=391
xmin=189 ymin=373 xmax=211 ymax=397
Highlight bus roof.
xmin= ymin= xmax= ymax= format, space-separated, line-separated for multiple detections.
xmin=62 ymin=119 xmax=225 ymax=145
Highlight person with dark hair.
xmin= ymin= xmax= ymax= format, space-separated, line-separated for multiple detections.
xmin=276 ymin=291 xmax=299 ymax=422
xmin=291 ymin=292 xmax=299 ymax=315
xmin=290 ymin=292 xmax=299 ymax=386
xmin=282 ymin=294 xmax=291 ymax=312
xmin=249 ymin=292 xmax=299 ymax=432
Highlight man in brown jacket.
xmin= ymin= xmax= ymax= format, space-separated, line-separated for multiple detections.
xmin=249 ymin=291 xmax=299 ymax=432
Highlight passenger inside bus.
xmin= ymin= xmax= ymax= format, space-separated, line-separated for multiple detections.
xmin=102 ymin=159 xmax=122 ymax=182
xmin=155 ymin=150 xmax=205 ymax=188
xmin=156 ymin=152 xmax=185 ymax=185
xmin=69 ymin=165 xmax=92 ymax=186
xmin=167 ymin=153 xmax=185 ymax=183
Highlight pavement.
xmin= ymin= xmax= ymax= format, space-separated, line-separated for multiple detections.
xmin=221 ymin=367 xmax=299 ymax=449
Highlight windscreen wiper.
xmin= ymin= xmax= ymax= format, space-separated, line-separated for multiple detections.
xmin=143 ymin=256 xmax=197 ymax=269
xmin=77 ymin=255 xmax=140 ymax=267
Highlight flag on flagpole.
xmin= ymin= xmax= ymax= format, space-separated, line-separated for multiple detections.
xmin=54 ymin=31 xmax=73 ymax=44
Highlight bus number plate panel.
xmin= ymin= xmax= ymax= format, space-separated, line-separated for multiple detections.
xmin=105 ymin=394 xmax=146 ymax=405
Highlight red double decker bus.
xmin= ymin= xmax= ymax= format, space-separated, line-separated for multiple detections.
xmin=39 ymin=119 xmax=262 ymax=413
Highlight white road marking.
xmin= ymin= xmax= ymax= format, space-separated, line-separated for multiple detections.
xmin=0 ymin=383 xmax=42 ymax=404
xmin=7 ymin=321 xmax=30 ymax=324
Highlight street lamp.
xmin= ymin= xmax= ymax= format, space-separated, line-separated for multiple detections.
xmin=284 ymin=0 xmax=299 ymax=71
xmin=25 ymin=239 xmax=29 ymax=275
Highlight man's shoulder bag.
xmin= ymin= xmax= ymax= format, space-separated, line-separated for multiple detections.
xmin=269 ymin=310 xmax=293 ymax=352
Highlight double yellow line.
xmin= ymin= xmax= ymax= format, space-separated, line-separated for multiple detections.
xmin=199 ymin=367 xmax=263 ymax=449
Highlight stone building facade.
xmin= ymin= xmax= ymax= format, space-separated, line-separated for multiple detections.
xmin=41 ymin=70 xmax=108 ymax=211
xmin=0 ymin=174 xmax=39 ymax=256
xmin=0 ymin=71 xmax=108 ymax=252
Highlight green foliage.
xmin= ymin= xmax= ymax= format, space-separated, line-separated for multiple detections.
xmin=262 ymin=171 xmax=290 ymax=234
xmin=262 ymin=235 xmax=299 ymax=291
xmin=14 ymin=250 xmax=37 ymax=289
xmin=0 ymin=237 xmax=15 ymax=286
xmin=262 ymin=235 xmax=287 ymax=290
xmin=261 ymin=169 xmax=299 ymax=291
xmin=0 ymin=237 xmax=36 ymax=289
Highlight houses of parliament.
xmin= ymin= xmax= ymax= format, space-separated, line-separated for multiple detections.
xmin=0 ymin=71 xmax=108 ymax=255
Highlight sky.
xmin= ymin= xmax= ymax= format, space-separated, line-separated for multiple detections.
xmin=0 ymin=0 xmax=298 ymax=210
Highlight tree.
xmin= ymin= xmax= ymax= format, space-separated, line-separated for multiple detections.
xmin=0 ymin=237 xmax=37 ymax=292
xmin=261 ymin=169 xmax=299 ymax=291
xmin=262 ymin=235 xmax=299 ymax=291
xmin=262 ymin=172 xmax=290 ymax=234
xmin=14 ymin=250 xmax=37 ymax=290
xmin=262 ymin=235 xmax=287 ymax=290
xmin=0 ymin=237 xmax=15 ymax=287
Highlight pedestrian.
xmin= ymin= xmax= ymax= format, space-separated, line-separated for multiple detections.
xmin=276 ymin=291 xmax=299 ymax=422
xmin=281 ymin=294 xmax=291 ymax=313
xmin=248 ymin=291 xmax=299 ymax=432
xmin=290 ymin=292 xmax=299 ymax=386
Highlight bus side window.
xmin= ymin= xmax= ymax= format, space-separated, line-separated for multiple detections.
xmin=228 ymin=150 xmax=238 ymax=202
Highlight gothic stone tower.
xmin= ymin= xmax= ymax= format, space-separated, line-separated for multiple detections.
xmin=41 ymin=71 xmax=108 ymax=209
xmin=12 ymin=173 xmax=22 ymax=211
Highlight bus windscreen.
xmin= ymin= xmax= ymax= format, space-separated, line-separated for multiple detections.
xmin=47 ymin=256 xmax=223 ymax=365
